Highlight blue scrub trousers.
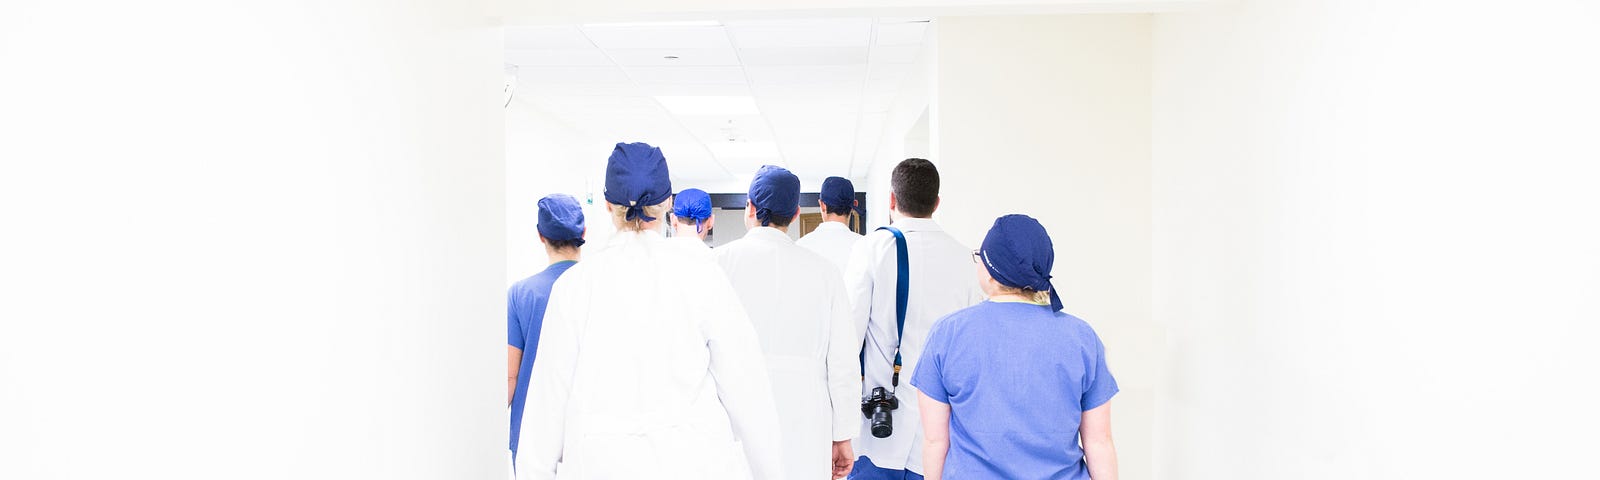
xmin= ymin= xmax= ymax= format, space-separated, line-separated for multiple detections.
xmin=849 ymin=456 xmax=925 ymax=480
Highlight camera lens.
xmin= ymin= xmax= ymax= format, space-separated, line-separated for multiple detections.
xmin=871 ymin=409 xmax=893 ymax=438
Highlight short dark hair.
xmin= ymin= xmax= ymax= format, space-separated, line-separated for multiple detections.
xmin=766 ymin=212 xmax=795 ymax=228
xmin=546 ymin=237 xmax=584 ymax=251
xmin=891 ymin=158 xmax=939 ymax=217
xmin=823 ymin=201 xmax=853 ymax=216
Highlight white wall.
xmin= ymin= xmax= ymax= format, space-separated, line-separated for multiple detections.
xmin=506 ymin=98 xmax=616 ymax=284
xmin=1151 ymin=1 xmax=1600 ymax=478
xmin=0 ymin=1 xmax=505 ymax=478
xmin=930 ymin=14 xmax=1158 ymax=480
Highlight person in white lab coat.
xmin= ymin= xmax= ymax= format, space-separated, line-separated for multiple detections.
xmin=671 ymin=187 xmax=715 ymax=246
xmin=796 ymin=176 xmax=862 ymax=272
xmin=845 ymin=158 xmax=984 ymax=480
xmin=516 ymin=142 xmax=785 ymax=480
xmin=716 ymin=166 xmax=861 ymax=480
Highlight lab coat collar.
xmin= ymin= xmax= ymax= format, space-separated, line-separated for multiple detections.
xmin=744 ymin=226 xmax=795 ymax=244
xmin=813 ymin=221 xmax=852 ymax=234
xmin=888 ymin=217 xmax=943 ymax=233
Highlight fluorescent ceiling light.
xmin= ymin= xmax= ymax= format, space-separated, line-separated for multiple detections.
xmin=708 ymin=141 xmax=779 ymax=159
xmin=655 ymin=96 xmax=760 ymax=116
xmin=583 ymin=20 xmax=721 ymax=28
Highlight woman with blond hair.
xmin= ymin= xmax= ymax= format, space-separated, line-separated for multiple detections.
xmin=515 ymin=142 xmax=785 ymax=480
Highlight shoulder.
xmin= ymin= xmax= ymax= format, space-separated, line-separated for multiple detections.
xmin=930 ymin=302 xmax=991 ymax=333
xmin=1057 ymin=311 xmax=1107 ymax=344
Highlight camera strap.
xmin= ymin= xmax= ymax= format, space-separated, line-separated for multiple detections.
xmin=879 ymin=226 xmax=909 ymax=389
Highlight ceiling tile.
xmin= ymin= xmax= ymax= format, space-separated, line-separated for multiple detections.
xmin=506 ymin=26 xmax=595 ymax=49
xmin=738 ymin=47 xmax=869 ymax=66
xmin=746 ymin=65 xmax=867 ymax=85
xmin=517 ymin=82 xmax=641 ymax=97
xmin=518 ymin=66 xmax=632 ymax=84
xmin=640 ymin=83 xmax=753 ymax=97
xmin=726 ymin=19 xmax=873 ymax=49
xmin=505 ymin=48 xmax=612 ymax=67
xmin=581 ymin=26 xmax=734 ymax=50
xmin=625 ymin=66 xmax=748 ymax=85
xmin=607 ymin=48 xmax=741 ymax=66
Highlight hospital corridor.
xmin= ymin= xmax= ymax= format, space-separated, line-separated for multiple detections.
xmin=3 ymin=1 xmax=1597 ymax=479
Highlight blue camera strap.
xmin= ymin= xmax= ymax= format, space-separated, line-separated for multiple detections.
xmin=881 ymin=226 xmax=909 ymax=387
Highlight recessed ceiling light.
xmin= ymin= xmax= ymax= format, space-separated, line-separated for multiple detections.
xmin=663 ymin=55 xmax=680 ymax=60
xmin=655 ymin=96 xmax=760 ymax=116
xmin=583 ymin=20 xmax=721 ymax=28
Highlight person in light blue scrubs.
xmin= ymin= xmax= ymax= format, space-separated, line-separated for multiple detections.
xmin=507 ymin=193 xmax=585 ymax=462
xmin=910 ymin=214 xmax=1119 ymax=480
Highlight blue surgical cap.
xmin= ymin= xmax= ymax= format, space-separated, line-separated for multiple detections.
xmin=748 ymin=165 xmax=800 ymax=227
xmin=820 ymin=176 xmax=858 ymax=213
xmin=537 ymin=193 xmax=586 ymax=243
xmin=978 ymin=214 xmax=1063 ymax=311
xmin=674 ymin=188 xmax=712 ymax=233
xmin=604 ymin=142 xmax=672 ymax=222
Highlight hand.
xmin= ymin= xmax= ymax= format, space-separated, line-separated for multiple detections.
xmin=831 ymin=440 xmax=854 ymax=479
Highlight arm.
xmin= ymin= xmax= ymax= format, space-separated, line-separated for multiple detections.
xmin=918 ymin=392 xmax=951 ymax=480
xmin=507 ymin=345 xmax=522 ymax=405
xmin=842 ymin=237 xmax=876 ymax=344
xmin=1080 ymin=402 xmax=1118 ymax=480
xmin=702 ymin=276 xmax=785 ymax=480
xmin=515 ymin=285 xmax=580 ymax=480
xmin=824 ymin=272 xmax=860 ymax=478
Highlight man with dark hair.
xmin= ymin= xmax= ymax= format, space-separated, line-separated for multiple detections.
xmin=798 ymin=176 xmax=863 ymax=272
xmin=718 ymin=165 xmax=862 ymax=480
xmin=888 ymin=158 xmax=940 ymax=218
xmin=844 ymin=158 xmax=984 ymax=480
xmin=506 ymin=193 xmax=585 ymax=463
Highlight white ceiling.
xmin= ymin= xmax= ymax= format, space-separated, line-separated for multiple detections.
xmin=505 ymin=18 xmax=929 ymax=186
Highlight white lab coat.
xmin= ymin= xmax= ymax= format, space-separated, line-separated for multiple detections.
xmin=843 ymin=217 xmax=984 ymax=474
xmin=795 ymin=221 xmax=862 ymax=273
xmin=715 ymin=227 xmax=861 ymax=480
xmin=516 ymin=230 xmax=786 ymax=480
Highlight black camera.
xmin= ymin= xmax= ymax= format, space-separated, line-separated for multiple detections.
xmin=860 ymin=386 xmax=900 ymax=438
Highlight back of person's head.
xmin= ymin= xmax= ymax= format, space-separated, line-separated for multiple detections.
xmin=673 ymin=188 xmax=713 ymax=233
xmin=748 ymin=165 xmax=801 ymax=228
xmin=537 ymin=193 xmax=586 ymax=251
xmin=978 ymin=214 xmax=1063 ymax=311
xmin=820 ymin=176 xmax=856 ymax=216
xmin=604 ymin=142 xmax=672 ymax=232
xmin=891 ymin=158 xmax=939 ymax=218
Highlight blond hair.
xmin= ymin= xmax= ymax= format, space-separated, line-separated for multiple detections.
xmin=997 ymin=285 xmax=1052 ymax=305
xmin=610 ymin=201 xmax=670 ymax=232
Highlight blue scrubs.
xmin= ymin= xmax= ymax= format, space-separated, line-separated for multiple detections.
xmin=910 ymin=300 xmax=1118 ymax=480
xmin=507 ymin=260 xmax=577 ymax=460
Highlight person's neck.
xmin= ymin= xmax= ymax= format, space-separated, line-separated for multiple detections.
xmin=758 ymin=224 xmax=790 ymax=234
xmin=891 ymin=211 xmax=932 ymax=223
xmin=989 ymin=292 xmax=1029 ymax=302
xmin=546 ymin=249 xmax=579 ymax=264
xmin=821 ymin=214 xmax=851 ymax=224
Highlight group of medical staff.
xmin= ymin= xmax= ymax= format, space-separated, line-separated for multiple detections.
xmin=507 ymin=142 xmax=1120 ymax=480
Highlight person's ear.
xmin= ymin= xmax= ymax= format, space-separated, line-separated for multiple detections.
xmin=705 ymin=214 xmax=715 ymax=228
xmin=604 ymin=203 xmax=613 ymax=213
xmin=580 ymin=227 xmax=587 ymax=239
xmin=853 ymin=199 xmax=859 ymax=207
xmin=932 ymin=196 xmax=941 ymax=214
xmin=888 ymin=193 xmax=897 ymax=212
xmin=537 ymin=233 xmax=548 ymax=245
xmin=818 ymin=199 xmax=827 ymax=210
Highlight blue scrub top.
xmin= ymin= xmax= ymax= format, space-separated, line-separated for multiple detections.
xmin=910 ymin=300 xmax=1118 ymax=480
xmin=507 ymin=260 xmax=577 ymax=459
